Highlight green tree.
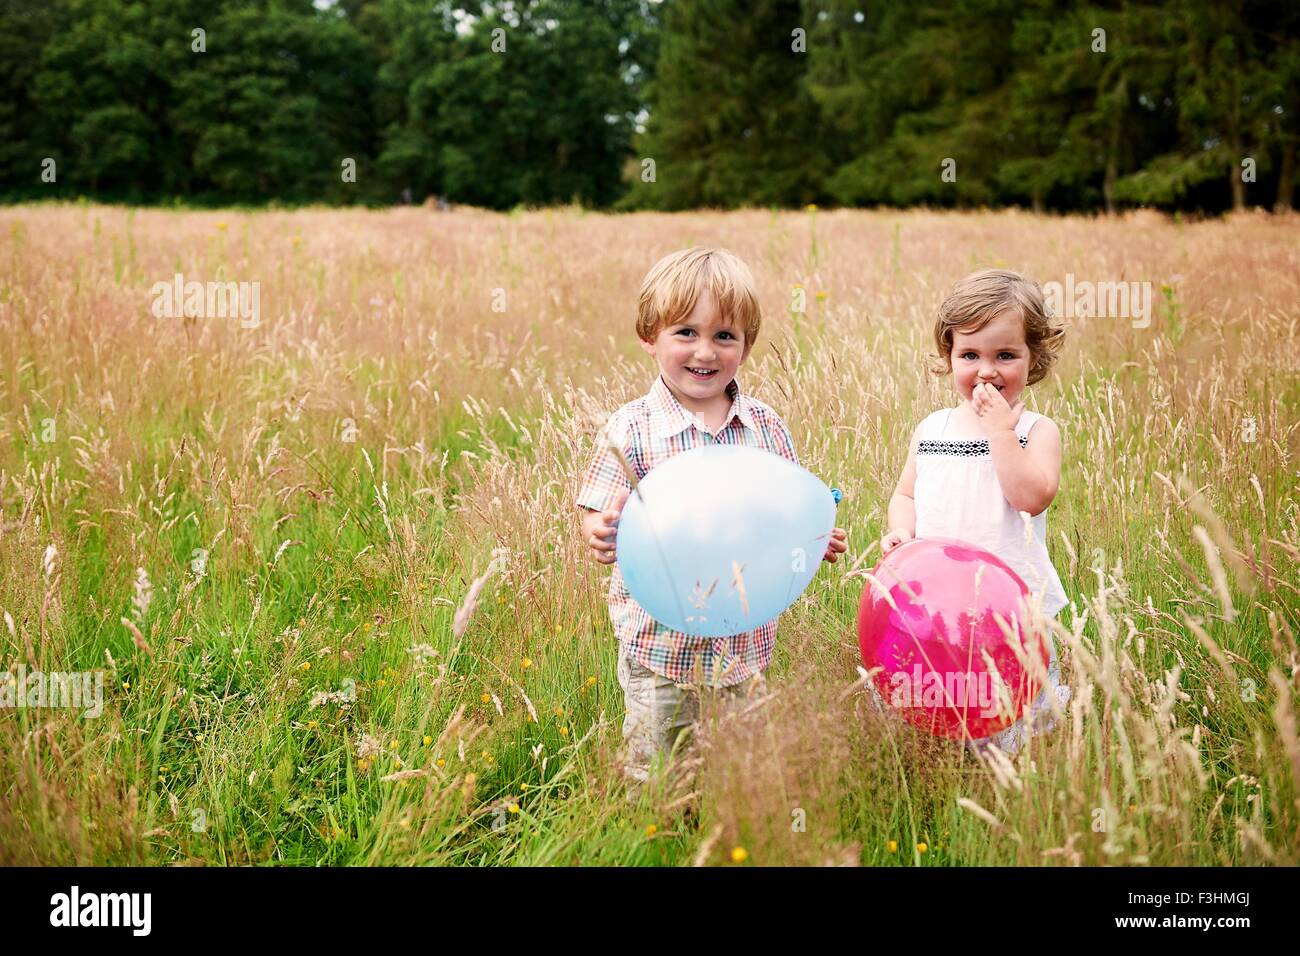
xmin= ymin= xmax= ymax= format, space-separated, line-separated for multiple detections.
xmin=379 ymin=0 xmax=649 ymax=208
xmin=0 ymin=0 xmax=64 ymax=198
xmin=999 ymin=2 xmax=1181 ymax=213
xmin=626 ymin=0 xmax=824 ymax=209
xmin=171 ymin=1 xmax=375 ymax=204
xmin=28 ymin=0 xmax=205 ymax=199
xmin=808 ymin=0 xmax=1022 ymax=209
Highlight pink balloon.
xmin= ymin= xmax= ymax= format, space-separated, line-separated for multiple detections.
xmin=858 ymin=538 xmax=1050 ymax=739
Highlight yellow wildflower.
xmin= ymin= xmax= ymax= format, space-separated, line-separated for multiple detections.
xmin=521 ymin=657 xmax=532 ymax=670
xmin=423 ymin=735 xmax=433 ymax=746
xmin=917 ymin=842 xmax=928 ymax=854
xmin=480 ymin=693 xmax=491 ymax=704
xmin=644 ymin=824 xmax=657 ymax=837
xmin=887 ymin=840 xmax=898 ymax=853
xmin=730 ymin=847 xmax=748 ymax=863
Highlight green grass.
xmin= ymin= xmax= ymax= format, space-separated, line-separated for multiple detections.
xmin=1 ymin=203 xmax=1297 ymax=866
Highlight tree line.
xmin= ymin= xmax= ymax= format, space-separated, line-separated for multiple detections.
xmin=2 ymin=0 xmax=1295 ymax=213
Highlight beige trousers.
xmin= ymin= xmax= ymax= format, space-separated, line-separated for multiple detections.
xmin=615 ymin=642 xmax=765 ymax=785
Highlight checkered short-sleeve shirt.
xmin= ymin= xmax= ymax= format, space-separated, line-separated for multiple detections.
xmin=576 ymin=374 xmax=799 ymax=687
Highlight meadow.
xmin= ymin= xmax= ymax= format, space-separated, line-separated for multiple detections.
xmin=0 ymin=202 xmax=1297 ymax=866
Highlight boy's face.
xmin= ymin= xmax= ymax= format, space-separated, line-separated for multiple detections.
xmin=639 ymin=291 xmax=750 ymax=411
xmin=950 ymin=310 xmax=1031 ymax=406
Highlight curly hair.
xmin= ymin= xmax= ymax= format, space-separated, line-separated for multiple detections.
xmin=929 ymin=269 xmax=1065 ymax=386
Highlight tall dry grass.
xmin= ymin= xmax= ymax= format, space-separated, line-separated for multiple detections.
xmin=0 ymin=202 xmax=1296 ymax=865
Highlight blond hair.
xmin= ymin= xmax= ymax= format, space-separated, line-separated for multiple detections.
xmin=636 ymin=247 xmax=761 ymax=350
xmin=930 ymin=269 xmax=1065 ymax=385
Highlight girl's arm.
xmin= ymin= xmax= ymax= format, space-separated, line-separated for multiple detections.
xmin=972 ymin=384 xmax=1061 ymax=515
xmin=988 ymin=421 xmax=1061 ymax=515
xmin=881 ymin=423 xmax=921 ymax=553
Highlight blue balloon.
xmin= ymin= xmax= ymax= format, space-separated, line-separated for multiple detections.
xmin=616 ymin=444 xmax=837 ymax=637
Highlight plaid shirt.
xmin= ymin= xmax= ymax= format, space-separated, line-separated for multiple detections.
xmin=576 ymin=374 xmax=799 ymax=687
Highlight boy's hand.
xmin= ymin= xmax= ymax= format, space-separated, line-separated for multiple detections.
xmin=880 ymin=528 xmax=913 ymax=556
xmin=972 ymin=382 xmax=1025 ymax=438
xmin=586 ymin=488 xmax=630 ymax=565
xmin=822 ymin=527 xmax=848 ymax=563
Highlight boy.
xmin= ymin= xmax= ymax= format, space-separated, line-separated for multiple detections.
xmin=576 ymin=247 xmax=847 ymax=791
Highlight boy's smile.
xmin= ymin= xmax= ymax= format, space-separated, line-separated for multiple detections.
xmin=640 ymin=290 xmax=749 ymax=420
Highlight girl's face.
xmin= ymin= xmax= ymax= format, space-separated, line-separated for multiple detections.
xmin=949 ymin=310 xmax=1032 ymax=406
xmin=639 ymin=291 xmax=749 ymax=412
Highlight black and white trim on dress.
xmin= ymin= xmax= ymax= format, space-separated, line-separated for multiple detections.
xmin=918 ymin=436 xmax=1030 ymax=457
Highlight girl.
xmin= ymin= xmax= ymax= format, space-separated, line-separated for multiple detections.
xmin=879 ymin=269 xmax=1070 ymax=754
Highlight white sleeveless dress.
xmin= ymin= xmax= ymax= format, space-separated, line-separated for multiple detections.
xmin=913 ymin=406 xmax=1071 ymax=752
